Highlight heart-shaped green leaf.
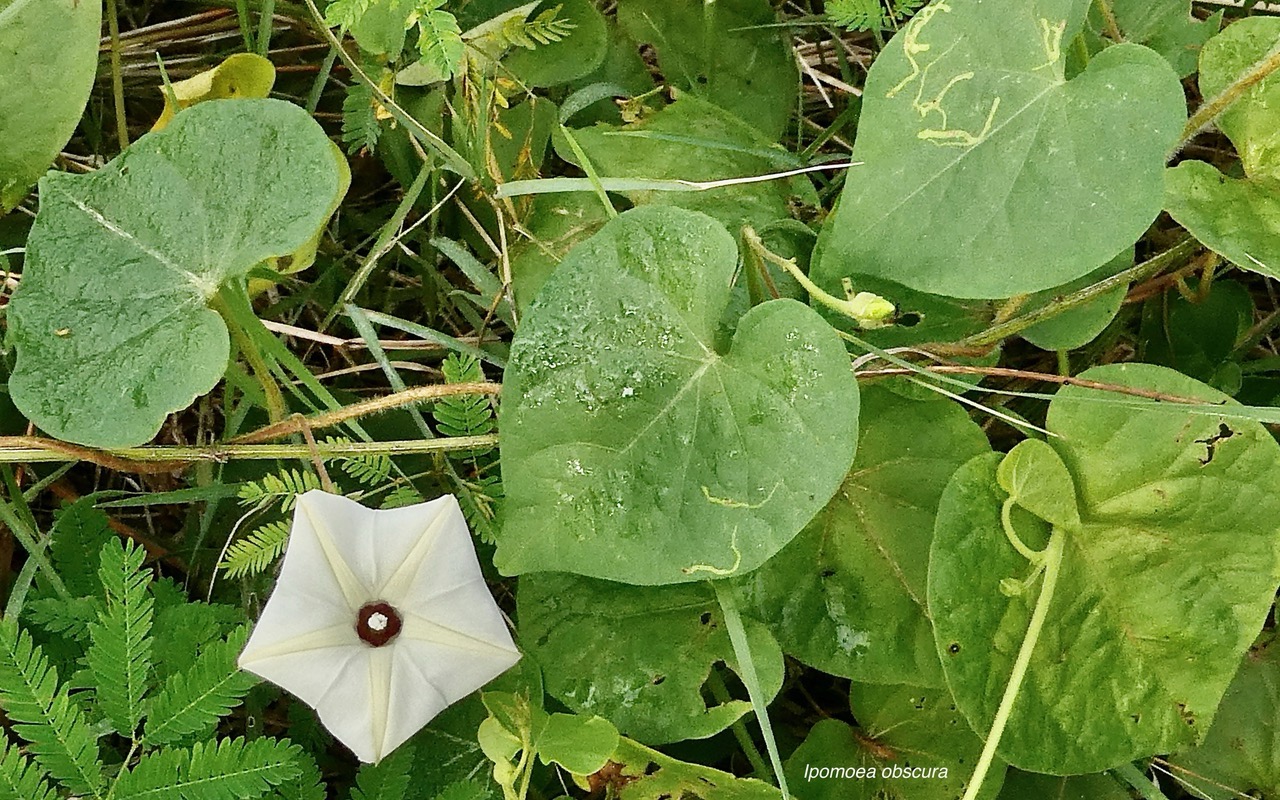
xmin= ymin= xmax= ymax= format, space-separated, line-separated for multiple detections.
xmin=783 ymin=686 xmax=1004 ymax=800
xmin=0 ymin=0 xmax=101 ymax=212
xmin=929 ymin=363 xmax=1280 ymax=774
xmin=8 ymin=99 xmax=346 ymax=447
xmin=1080 ymin=0 xmax=1219 ymax=78
xmin=497 ymin=206 xmax=860 ymax=585
xmin=557 ymin=95 xmax=814 ymax=235
xmin=1167 ymin=641 xmax=1280 ymax=800
xmin=816 ymin=0 xmax=1184 ymax=299
xmin=1165 ymin=17 xmax=1280 ymax=279
xmin=617 ymin=0 xmax=796 ymax=140
xmin=518 ymin=572 xmax=783 ymax=743
xmin=734 ymin=388 xmax=989 ymax=687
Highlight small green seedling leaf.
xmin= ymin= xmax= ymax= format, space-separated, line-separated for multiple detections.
xmin=1165 ymin=17 xmax=1280 ymax=279
xmin=735 ymin=388 xmax=990 ymax=687
xmin=536 ymin=713 xmax=619 ymax=776
xmin=519 ymin=572 xmax=783 ymax=743
xmin=817 ymin=0 xmax=1185 ymax=298
xmin=0 ymin=0 xmax=101 ymax=212
xmin=996 ymin=438 xmax=1079 ymax=530
xmin=930 ymin=363 xmax=1280 ymax=774
xmin=7 ymin=99 xmax=346 ymax=447
xmin=498 ymin=206 xmax=860 ymax=585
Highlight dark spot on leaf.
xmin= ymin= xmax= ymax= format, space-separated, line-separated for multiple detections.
xmin=947 ymin=642 xmax=960 ymax=654
xmin=695 ymin=74 xmax=709 ymax=85
xmin=700 ymin=612 xmax=713 ymax=625
xmin=896 ymin=312 xmax=923 ymax=327
xmin=820 ymin=568 xmax=836 ymax=578
xmin=644 ymin=762 xmax=660 ymax=775
xmin=1196 ymin=423 xmax=1235 ymax=465
xmin=652 ymin=674 xmax=665 ymax=685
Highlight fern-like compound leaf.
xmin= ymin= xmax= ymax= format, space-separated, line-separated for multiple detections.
xmin=87 ymin=539 xmax=154 ymax=737
xmin=272 ymin=753 xmax=326 ymax=800
xmin=342 ymin=81 xmax=382 ymax=156
xmin=113 ymin=737 xmax=303 ymax=800
xmin=325 ymin=0 xmax=377 ymax=28
xmin=0 ymin=739 xmax=57 ymax=800
xmin=238 ymin=469 xmax=322 ymax=510
xmin=0 ymin=620 xmax=104 ymax=798
xmin=416 ymin=7 xmax=464 ymax=79
xmin=219 ymin=520 xmax=292 ymax=579
xmin=433 ymin=778 xmax=492 ymax=800
xmin=433 ymin=354 xmax=496 ymax=440
xmin=350 ymin=743 xmax=414 ymax=800
xmin=48 ymin=500 xmax=114 ymax=597
xmin=22 ymin=595 xmax=99 ymax=642
xmin=143 ymin=626 xmax=259 ymax=748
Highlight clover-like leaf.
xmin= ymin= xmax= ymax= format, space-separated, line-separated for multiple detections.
xmin=0 ymin=0 xmax=101 ymax=212
xmin=1165 ymin=17 xmax=1280 ymax=279
xmin=8 ymin=99 xmax=346 ymax=447
xmin=816 ymin=0 xmax=1184 ymax=299
xmin=929 ymin=363 xmax=1280 ymax=774
xmin=518 ymin=572 xmax=783 ymax=743
xmin=497 ymin=206 xmax=860 ymax=585
xmin=734 ymin=388 xmax=989 ymax=687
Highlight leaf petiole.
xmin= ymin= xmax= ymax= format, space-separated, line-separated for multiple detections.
xmin=962 ymin=530 xmax=1065 ymax=800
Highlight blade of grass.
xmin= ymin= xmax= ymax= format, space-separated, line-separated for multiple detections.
xmin=712 ymin=581 xmax=789 ymax=800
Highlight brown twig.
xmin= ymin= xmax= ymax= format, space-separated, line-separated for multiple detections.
xmin=230 ymin=382 xmax=501 ymax=444
xmin=855 ymin=364 xmax=1215 ymax=405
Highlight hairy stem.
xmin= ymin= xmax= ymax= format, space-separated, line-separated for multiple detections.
xmin=960 ymin=238 xmax=1198 ymax=347
xmin=1180 ymin=37 xmax=1280 ymax=149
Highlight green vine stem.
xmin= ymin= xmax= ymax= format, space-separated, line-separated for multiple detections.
xmin=740 ymin=227 xmax=895 ymax=328
xmin=105 ymin=0 xmax=129 ymax=150
xmin=1180 ymin=35 xmax=1280 ymax=149
xmin=960 ymin=238 xmax=1198 ymax=348
xmin=962 ymin=531 xmax=1065 ymax=800
xmin=212 ymin=286 xmax=287 ymax=424
xmin=0 ymin=434 xmax=498 ymax=470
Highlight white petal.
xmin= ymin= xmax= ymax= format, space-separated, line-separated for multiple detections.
xmin=294 ymin=491 xmax=377 ymax=607
xmin=240 ymin=491 xmax=521 ymax=765
xmin=371 ymin=494 xmax=462 ymax=601
xmin=394 ymin=633 xmax=519 ymax=707
xmin=378 ymin=495 xmax=485 ymax=609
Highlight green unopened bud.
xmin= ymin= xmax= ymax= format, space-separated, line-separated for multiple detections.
xmin=848 ymin=292 xmax=896 ymax=329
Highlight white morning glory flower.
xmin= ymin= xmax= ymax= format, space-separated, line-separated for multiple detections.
xmin=238 ymin=490 xmax=520 ymax=763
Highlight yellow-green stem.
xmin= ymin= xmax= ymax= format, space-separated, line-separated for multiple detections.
xmin=1180 ymin=38 xmax=1280 ymax=149
xmin=105 ymin=0 xmax=129 ymax=150
xmin=962 ymin=532 xmax=1065 ymax=800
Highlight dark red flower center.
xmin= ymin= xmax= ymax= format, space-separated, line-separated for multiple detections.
xmin=355 ymin=601 xmax=402 ymax=647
